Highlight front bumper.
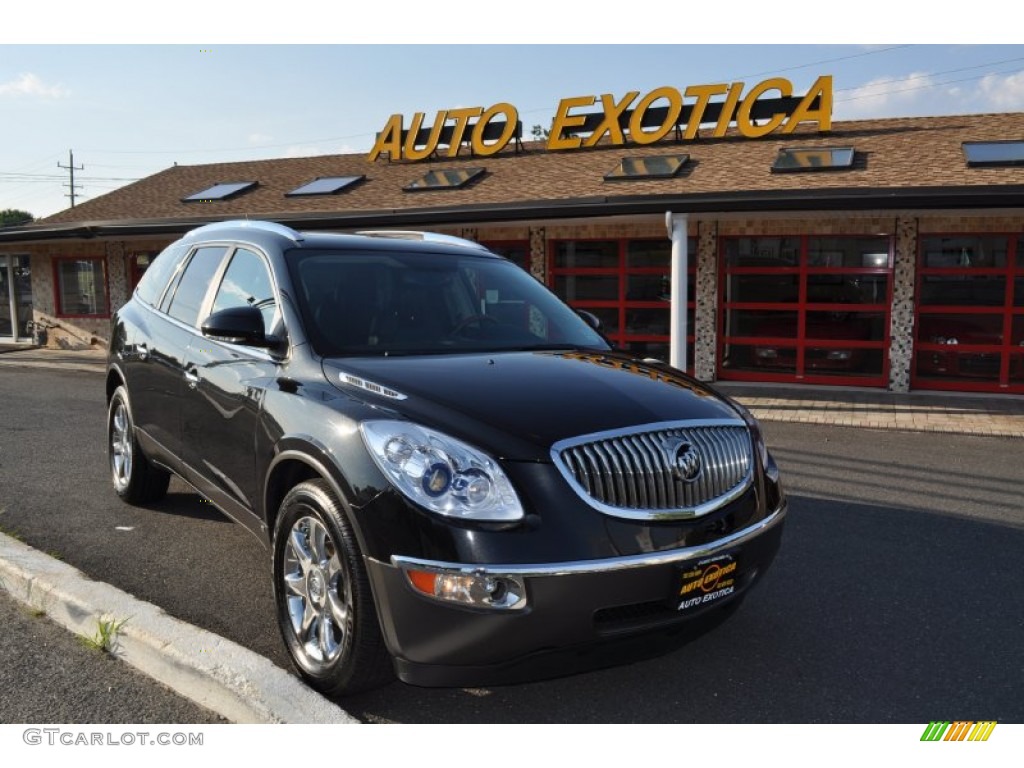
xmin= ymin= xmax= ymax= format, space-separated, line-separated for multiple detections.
xmin=367 ymin=502 xmax=786 ymax=687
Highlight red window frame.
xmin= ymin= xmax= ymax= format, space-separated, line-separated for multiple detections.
xmin=717 ymin=235 xmax=893 ymax=387
xmin=547 ymin=237 xmax=696 ymax=372
xmin=52 ymin=256 xmax=111 ymax=319
xmin=129 ymin=252 xmax=159 ymax=291
xmin=913 ymin=234 xmax=1024 ymax=393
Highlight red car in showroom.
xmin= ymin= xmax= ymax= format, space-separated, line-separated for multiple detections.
xmin=751 ymin=313 xmax=873 ymax=372
xmin=917 ymin=316 xmax=1024 ymax=378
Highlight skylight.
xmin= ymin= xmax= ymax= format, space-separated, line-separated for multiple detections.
xmin=771 ymin=147 xmax=855 ymax=173
xmin=604 ymin=154 xmax=689 ymax=181
xmin=182 ymin=181 xmax=257 ymax=202
xmin=962 ymin=141 xmax=1024 ymax=167
xmin=404 ymin=167 xmax=485 ymax=192
xmin=286 ymin=176 xmax=365 ymax=196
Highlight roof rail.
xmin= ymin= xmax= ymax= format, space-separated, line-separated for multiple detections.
xmin=185 ymin=219 xmax=304 ymax=242
xmin=356 ymin=230 xmax=489 ymax=252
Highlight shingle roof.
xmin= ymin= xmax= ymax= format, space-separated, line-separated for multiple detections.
xmin=30 ymin=112 xmax=1024 ymax=229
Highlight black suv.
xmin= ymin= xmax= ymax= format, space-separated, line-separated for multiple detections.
xmin=106 ymin=220 xmax=786 ymax=696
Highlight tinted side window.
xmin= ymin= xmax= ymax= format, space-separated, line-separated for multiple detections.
xmin=211 ymin=247 xmax=278 ymax=334
xmin=166 ymin=246 xmax=228 ymax=326
xmin=135 ymin=242 xmax=186 ymax=307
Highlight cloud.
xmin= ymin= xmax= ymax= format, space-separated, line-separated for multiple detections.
xmin=836 ymin=67 xmax=1024 ymax=119
xmin=0 ymin=72 xmax=69 ymax=99
xmin=977 ymin=71 xmax=1024 ymax=110
xmin=836 ymin=72 xmax=937 ymax=118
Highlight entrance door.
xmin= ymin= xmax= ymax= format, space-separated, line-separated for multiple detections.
xmin=0 ymin=255 xmax=32 ymax=342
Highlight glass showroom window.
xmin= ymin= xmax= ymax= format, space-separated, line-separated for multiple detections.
xmin=54 ymin=257 xmax=109 ymax=317
xmin=719 ymin=235 xmax=892 ymax=386
xmin=549 ymin=238 xmax=696 ymax=369
xmin=914 ymin=235 xmax=1023 ymax=393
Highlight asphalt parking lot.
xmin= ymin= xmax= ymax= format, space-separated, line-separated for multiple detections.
xmin=0 ymin=363 xmax=1022 ymax=723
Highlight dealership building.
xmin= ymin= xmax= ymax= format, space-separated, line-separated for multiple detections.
xmin=2 ymin=75 xmax=1023 ymax=394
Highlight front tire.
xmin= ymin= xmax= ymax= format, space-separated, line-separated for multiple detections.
xmin=108 ymin=385 xmax=170 ymax=504
xmin=272 ymin=479 xmax=393 ymax=696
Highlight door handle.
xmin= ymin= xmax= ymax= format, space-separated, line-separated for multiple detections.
xmin=184 ymin=367 xmax=200 ymax=390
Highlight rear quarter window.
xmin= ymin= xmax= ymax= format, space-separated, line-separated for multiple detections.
xmin=134 ymin=242 xmax=187 ymax=307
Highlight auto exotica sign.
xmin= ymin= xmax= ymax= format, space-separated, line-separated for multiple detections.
xmin=369 ymin=75 xmax=832 ymax=162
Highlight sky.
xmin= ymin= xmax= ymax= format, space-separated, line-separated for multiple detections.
xmin=2 ymin=8 xmax=1024 ymax=220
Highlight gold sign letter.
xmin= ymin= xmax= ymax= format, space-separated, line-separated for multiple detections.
xmin=472 ymin=102 xmax=519 ymax=156
xmin=628 ymin=87 xmax=682 ymax=145
xmin=736 ymin=78 xmax=791 ymax=138
xmin=783 ymin=75 xmax=832 ymax=133
xmin=548 ymin=95 xmax=596 ymax=151
xmin=369 ymin=114 xmax=404 ymax=161
xmin=403 ymin=111 xmax=450 ymax=161
xmin=583 ymin=91 xmax=639 ymax=148
xmin=445 ymin=107 xmax=484 ymax=157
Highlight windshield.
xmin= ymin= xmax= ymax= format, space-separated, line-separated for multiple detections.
xmin=287 ymin=248 xmax=610 ymax=357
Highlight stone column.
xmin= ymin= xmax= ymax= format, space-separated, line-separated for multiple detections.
xmin=528 ymin=227 xmax=546 ymax=283
xmin=887 ymin=216 xmax=918 ymax=392
xmin=694 ymin=220 xmax=719 ymax=382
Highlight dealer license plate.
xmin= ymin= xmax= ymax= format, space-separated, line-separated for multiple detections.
xmin=674 ymin=552 xmax=739 ymax=612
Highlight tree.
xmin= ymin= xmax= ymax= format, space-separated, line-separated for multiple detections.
xmin=0 ymin=209 xmax=33 ymax=227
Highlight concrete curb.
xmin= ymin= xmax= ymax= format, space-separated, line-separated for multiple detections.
xmin=0 ymin=532 xmax=359 ymax=724
xmin=0 ymin=360 xmax=104 ymax=373
xmin=742 ymin=408 xmax=1024 ymax=438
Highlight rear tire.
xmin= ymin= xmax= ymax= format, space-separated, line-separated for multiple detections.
xmin=108 ymin=385 xmax=170 ymax=504
xmin=272 ymin=479 xmax=394 ymax=697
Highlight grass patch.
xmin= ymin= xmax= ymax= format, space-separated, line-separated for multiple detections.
xmin=80 ymin=616 xmax=128 ymax=654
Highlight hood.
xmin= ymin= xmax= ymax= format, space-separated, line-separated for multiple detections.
xmin=322 ymin=350 xmax=741 ymax=461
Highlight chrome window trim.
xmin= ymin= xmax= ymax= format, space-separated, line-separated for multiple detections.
xmin=135 ymin=239 xmax=291 ymax=364
xmin=137 ymin=299 xmax=285 ymax=364
xmin=389 ymin=502 xmax=786 ymax=578
xmin=550 ymin=418 xmax=752 ymax=521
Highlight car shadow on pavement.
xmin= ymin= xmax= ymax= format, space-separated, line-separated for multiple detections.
xmin=340 ymin=493 xmax=1024 ymax=724
xmin=138 ymin=491 xmax=235 ymax=524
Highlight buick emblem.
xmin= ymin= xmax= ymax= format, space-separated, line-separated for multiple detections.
xmin=663 ymin=437 xmax=702 ymax=483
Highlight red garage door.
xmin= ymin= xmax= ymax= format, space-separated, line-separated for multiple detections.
xmin=718 ymin=235 xmax=893 ymax=386
xmin=549 ymin=238 xmax=696 ymax=371
xmin=914 ymin=235 xmax=1024 ymax=393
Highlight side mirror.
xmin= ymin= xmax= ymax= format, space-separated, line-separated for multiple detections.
xmin=201 ymin=306 xmax=271 ymax=348
xmin=576 ymin=309 xmax=602 ymax=332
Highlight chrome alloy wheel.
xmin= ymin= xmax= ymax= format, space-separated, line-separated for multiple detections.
xmin=282 ymin=515 xmax=353 ymax=667
xmin=110 ymin=401 xmax=133 ymax=492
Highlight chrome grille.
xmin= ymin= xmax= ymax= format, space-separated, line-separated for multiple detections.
xmin=552 ymin=420 xmax=753 ymax=520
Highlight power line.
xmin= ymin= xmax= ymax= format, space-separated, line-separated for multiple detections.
xmin=730 ymin=45 xmax=913 ymax=81
xmin=0 ymin=173 xmax=141 ymax=182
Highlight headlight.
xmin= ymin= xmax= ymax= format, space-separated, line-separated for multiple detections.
xmin=360 ymin=420 xmax=524 ymax=522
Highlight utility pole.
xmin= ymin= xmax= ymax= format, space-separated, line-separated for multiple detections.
xmin=57 ymin=149 xmax=84 ymax=208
